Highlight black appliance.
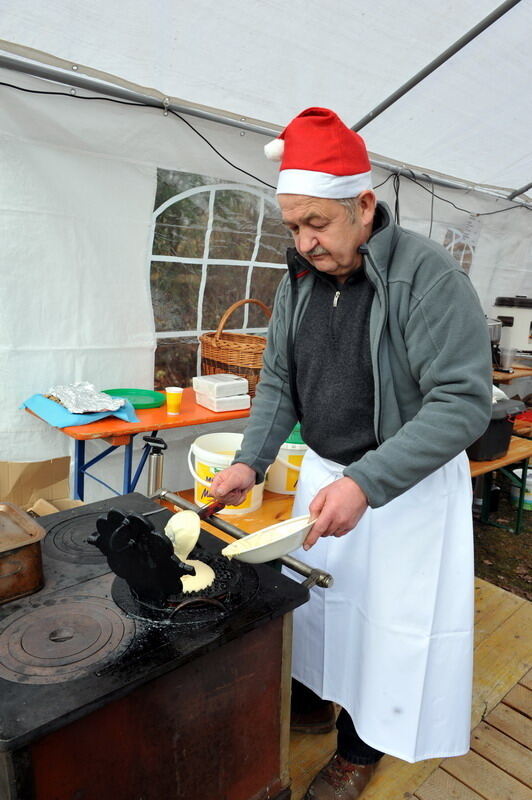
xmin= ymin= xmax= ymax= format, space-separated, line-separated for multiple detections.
xmin=0 ymin=493 xmax=312 ymax=800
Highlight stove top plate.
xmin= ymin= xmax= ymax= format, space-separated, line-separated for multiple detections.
xmin=0 ymin=594 xmax=135 ymax=684
xmin=0 ymin=493 xmax=309 ymax=752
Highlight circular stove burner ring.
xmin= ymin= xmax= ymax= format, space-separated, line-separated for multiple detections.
xmin=0 ymin=596 xmax=135 ymax=684
xmin=43 ymin=512 xmax=107 ymax=564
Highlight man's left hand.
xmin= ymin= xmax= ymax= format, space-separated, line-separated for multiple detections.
xmin=304 ymin=477 xmax=368 ymax=549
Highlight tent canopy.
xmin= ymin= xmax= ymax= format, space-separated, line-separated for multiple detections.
xmin=1 ymin=0 xmax=531 ymax=197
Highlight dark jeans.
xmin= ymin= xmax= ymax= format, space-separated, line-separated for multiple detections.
xmin=292 ymin=679 xmax=384 ymax=766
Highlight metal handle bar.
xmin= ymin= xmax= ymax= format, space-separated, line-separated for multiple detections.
xmin=149 ymin=489 xmax=334 ymax=589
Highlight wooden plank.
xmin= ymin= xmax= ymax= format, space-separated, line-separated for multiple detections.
xmin=520 ymin=668 xmax=532 ymax=691
xmin=289 ymin=731 xmax=335 ymax=800
xmin=513 ymin=419 xmax=532 ymax=437
xmin=470 ymin=721 xmax=532 ymax=787
xmin=503 ymin=684 xmax=532 ymax=718
xmin=471 ymin=602 xmax=532 ymax=726
xmin=442 ymin=749 xmax=531 ymax=800
xmin=415 ymin=768 xmax=484 ymax=800
xmin=486 ymin=703 xmax=532 ymax=749
xmin=473 ymin=580 xmax=524 ymax=646
xmin=494 ymin=367 xmax=532 ymax=383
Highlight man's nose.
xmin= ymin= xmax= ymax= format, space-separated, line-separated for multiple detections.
xmin=299 ymin=230 xmax=318 ymax=254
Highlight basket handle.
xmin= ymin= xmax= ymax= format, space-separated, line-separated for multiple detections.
xmin=214 ymin=298 xmax=272 ymax=341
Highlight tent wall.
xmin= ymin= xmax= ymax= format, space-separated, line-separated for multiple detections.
xmin=1 ymin=68 xmax=530 ymax=500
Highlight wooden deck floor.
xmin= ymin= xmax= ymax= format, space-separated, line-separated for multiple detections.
xmin=289 ymin=578 xmax=532 ymax=800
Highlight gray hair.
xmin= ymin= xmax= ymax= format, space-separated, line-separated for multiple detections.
xmin=337 ymin=197 xmax=360 ymax=223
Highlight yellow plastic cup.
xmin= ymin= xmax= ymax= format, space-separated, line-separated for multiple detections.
xmin=165 ymin=387 xmax=183 ymax=415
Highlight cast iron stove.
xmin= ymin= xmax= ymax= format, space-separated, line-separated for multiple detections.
xmin=0 ymin=493 xmax=309 ymax=758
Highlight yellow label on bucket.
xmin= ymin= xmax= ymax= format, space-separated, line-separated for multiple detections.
xmin=194 ymin=460 xmax=253 ymax=510
xmin=286 ymin=454 xmax=303 ymax=492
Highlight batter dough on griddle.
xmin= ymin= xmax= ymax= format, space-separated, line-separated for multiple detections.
xmin=164 ymin=510 xmax=215 ymax=593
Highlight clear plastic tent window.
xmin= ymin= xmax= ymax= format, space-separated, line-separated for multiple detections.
xmin=150 ymin=171 xmax=291 ymax=387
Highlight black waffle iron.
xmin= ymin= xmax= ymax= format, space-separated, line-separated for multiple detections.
xmin=88 ymin=502 xmax=263 ymax=625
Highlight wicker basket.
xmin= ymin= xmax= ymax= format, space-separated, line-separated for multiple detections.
xmin=199 ymin=299 xmax=272 ymax=397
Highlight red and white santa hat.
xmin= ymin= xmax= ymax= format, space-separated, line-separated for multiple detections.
xmin=264 ymin=107 xmax=372 ymax=198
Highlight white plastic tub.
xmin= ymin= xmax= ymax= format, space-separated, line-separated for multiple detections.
xmin=188 ymin=432 xmax=263 ymax=514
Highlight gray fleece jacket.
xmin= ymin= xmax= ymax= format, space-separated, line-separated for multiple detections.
xmin=235 ymin=202 xmax=493 ymax=507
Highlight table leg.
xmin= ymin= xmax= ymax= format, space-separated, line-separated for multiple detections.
xmin=480 ymin=472 xmax=492 ymax=524
xmin=515 ymin=459 xmax=528 ymax=535
xmin=74 ymin=440 xmax=85 ymax=501
xmin=123 ymin=439 xmax=134 ymax=495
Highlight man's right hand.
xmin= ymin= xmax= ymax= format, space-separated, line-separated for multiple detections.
xmin=209 ymin=463 xmax=257 ymax=506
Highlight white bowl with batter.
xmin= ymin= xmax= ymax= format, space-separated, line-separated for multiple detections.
xmin=221 ymin=515 xmax=315 ymax=563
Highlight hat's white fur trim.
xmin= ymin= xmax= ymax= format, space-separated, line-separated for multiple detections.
xmin=276 ymin=169 xmax=372 ymax=198
xmin=264 ymin=138 xmax=284 ymax=161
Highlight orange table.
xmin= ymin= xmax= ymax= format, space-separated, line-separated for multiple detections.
xmin=493 ymin=366 xmax=532 ymax=383
xmin=58 ymin=389 xmax=249 ymax=499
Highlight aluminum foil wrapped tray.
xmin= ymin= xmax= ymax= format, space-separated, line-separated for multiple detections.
xmin=47 ymin=381 xmax=125 ymax=413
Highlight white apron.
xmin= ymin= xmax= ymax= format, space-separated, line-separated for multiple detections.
xmin=284 ymin=448 xmax=474 ymax=763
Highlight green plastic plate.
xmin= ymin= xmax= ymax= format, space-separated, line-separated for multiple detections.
xmin=103 ymin=388 xmax=165 ymax=410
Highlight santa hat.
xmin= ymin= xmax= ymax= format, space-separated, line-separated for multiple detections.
xmin=264 ymin=107 xmax=372 ymax=198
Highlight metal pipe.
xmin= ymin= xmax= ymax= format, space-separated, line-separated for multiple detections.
xmin=507 ymin=181 xmax=532 ymax=201
xmin=351 ymin=0 xmax=523 ymax=132
xmin=150 ymin=489 xmax=334 ymax=589
xmin=0 ymin=51 xmax=530 ymax=206
xmin=0 ymin=53 xmax=278 ymax=137
xmin=372 ymin=161 xmax=532 ymax=208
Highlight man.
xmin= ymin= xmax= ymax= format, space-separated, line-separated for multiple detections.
xmin=210 ymin=107 xmax=492 ymax=800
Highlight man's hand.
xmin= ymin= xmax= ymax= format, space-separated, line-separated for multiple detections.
xmin=304 ymin=477 xmax=368 ymax=549
xmin=209 ymin=463 xmax=257 ymax=507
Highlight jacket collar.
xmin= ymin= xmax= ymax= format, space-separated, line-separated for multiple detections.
xmin=366 ymin=201 xmax=397 ymax=275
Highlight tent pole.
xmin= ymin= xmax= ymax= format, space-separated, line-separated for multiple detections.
xmin=0 ymin=53 xmax=277 ymax=137
xmin=350 ymin=0 xmax=523 ymax=132
xmin=0 ymin=51 xmax=530 ymax=207
xmin=508 ymin=182 xmax=532 ymax=200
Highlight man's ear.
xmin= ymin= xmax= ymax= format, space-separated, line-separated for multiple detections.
xmin=357 ymin=190 xmax=377 ymax=224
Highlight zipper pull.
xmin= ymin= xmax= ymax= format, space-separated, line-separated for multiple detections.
xmin=333 ymin=290 xmax=341 ymax=307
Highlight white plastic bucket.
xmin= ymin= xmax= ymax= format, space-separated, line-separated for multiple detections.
xmin=510 ymin=469 xmax=532 ymax=511
xmin=265 ymin=442 xmax=308 ymax=495
xmin=187 ymin=432 xmax=263 ymax=514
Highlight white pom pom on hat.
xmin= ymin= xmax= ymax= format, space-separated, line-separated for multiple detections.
xmin=264 ymin=137 xmax=285 ymax=161
xmin=265 ymin=107 xmax=372 ymax=198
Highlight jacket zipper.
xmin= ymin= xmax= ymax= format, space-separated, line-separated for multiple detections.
xmin=330 ymin=289 xmax=341 ymax=343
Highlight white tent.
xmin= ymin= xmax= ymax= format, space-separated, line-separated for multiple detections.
xmin=1 ymin=0 xmax=531 ymax=497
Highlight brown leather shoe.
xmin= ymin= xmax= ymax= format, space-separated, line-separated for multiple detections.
xmin=290 ymin=701 xmax=336 ymax=734
xmin=303 ymin=752 xmax=378 ymax=799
